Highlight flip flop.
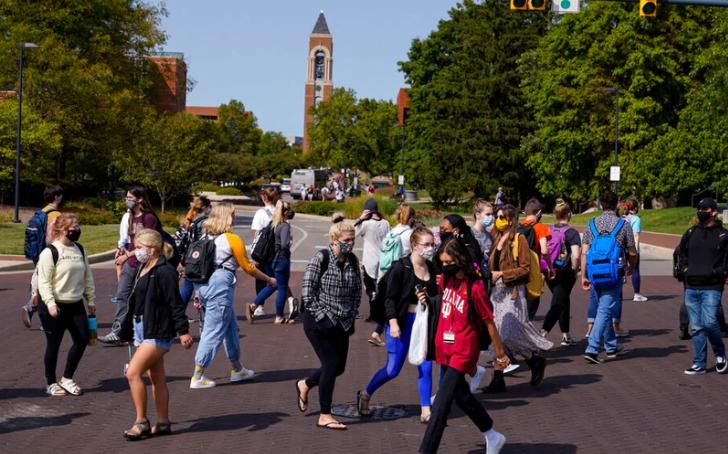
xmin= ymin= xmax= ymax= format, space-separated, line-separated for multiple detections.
xmin=295 ymin=380 xmax=308 ymax=413
xmin=317 ymin=421 xmax=347 ymax=430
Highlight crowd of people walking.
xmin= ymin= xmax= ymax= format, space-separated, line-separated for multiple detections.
xmin=16 ymin=181 xmax=728 ymax=452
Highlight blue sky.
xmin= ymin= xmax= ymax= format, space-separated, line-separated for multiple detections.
xmin=159 ymin=1 xmax=459 ymax=137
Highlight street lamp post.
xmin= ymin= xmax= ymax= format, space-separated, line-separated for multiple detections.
xmin=13 ymin=42 xmax=38 ymax=223
xmin=604 ymin=87 xmax=619 ymax=194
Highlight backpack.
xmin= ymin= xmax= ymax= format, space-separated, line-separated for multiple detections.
xmin=48 ymin=242 xmax=85 ymax=264
xmin=24 ymin=208 xmax=58 ymax=263
xmin=673 ymin=227 xmax=693 ymax=282
xmin=517 ymin=222 xmax=538 ymax=252
xmin=174 ymin=216 xmax=207 ymax=264
xmin=378 ymin=228 xmax=408 ymax=276
xmin=251 ymin=221 xmax=275 ymax=264
xmin=304 ymin=249 xmax=359 ymax=313
xmin=512 ymin=233 xmax=544 ymax=300
xmin=147 ymin=213 xmax=181 ymax=267
xmin=585 ymin=218 xmax=625 ymax=289
xmin=183 ymin=235 xmax=232 ymax=284
xmin=547 ymin=225 xmax=570 ymax=270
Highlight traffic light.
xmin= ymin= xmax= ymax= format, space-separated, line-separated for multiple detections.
xmin=529 ymin=0 xmax=547 ymax=10
xmin=510 ymin=0 xmax=528 ymax=11
xmin=640 ymin=0 xmax=657 ymax=17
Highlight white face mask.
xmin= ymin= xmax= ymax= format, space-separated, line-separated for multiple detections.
xmin=419 ymin=246 xmax=435 ymax=259
xmin=134 ymin=247 xmax=151 ymax=263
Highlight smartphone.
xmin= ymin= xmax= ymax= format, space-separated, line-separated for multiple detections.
xmin=414 ymin=284 xmax=425 ymax=292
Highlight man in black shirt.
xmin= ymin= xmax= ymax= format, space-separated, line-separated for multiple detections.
xmin=676 ymin=198 xmax=728 ymax=375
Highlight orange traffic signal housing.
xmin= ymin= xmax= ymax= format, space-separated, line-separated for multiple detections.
xmin=640 ymin=0 xmax=657 ymax=17
xmin=529 ymin=0 xmax=548 ymax=10
xmin=511 ymin=0 xmax=528 ymax=10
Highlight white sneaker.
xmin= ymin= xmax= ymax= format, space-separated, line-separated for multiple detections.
xmin=253 ymin=306 xmax=266 ymax=317
xmin=633 ymin=294 xmax=648 ymax=302
xmin=190 ymin=375 xmax=216 ymax=389
xmin=484 ymin=429 xmax=506 ymax=454
xmin=230 ymin=368 xmax=255 ymax=382
xmin=503 ymin=363 xmax=520 ymax=376
xmin=469 ymin=365 xmax=488 ymax=393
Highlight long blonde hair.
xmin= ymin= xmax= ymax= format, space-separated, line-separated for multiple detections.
xmin=204 ymin=202 xmax=235 ymax=235
xmin=272 ymin=200 xmax=292 ymax=228
xmin=135 ymin=228 xmax=174 ymax=259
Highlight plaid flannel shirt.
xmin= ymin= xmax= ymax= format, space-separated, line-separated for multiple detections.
xmin=302 ymin=247 xmax=362 ymax=332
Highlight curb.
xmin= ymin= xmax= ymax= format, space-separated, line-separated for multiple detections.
xmin=0 ymin=250 xmax=117 ymax=272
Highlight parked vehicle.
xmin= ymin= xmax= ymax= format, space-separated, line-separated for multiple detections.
xmin=280 ymin=178 xmax=292 ymax=193
xmin=290 ymin=168 xmax=330 ymax=200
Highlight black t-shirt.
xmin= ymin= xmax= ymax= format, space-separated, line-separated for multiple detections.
xmin=408 ymin=274 xmax=437 ymax=306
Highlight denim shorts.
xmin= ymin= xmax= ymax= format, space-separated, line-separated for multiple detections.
xmin=133 ymin=317 xmax=172 ymax=351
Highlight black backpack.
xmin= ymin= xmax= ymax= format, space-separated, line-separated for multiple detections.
xmin=151 ymin=214 xmax=181 ymax=268
xmin=251 ymin=221 xmax=276 ymax=263
xmin=183 ymin=236 xmax=233 ymax=284
xmin=517 ymin=222 xmax=538 ymax=252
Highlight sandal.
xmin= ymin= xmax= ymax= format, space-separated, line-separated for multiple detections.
xmin=46 ymin=383 xmax=67 ymax=397
xmin=420 ymin=413 xmax=431 ymax=424
xmin=151 ymin=421 xmax=172 ymax=436
xmin=317 ymin=421 xmax=347 ymax=430
xmin=356 ymin=390 xmax=371 ymax=417
xmin=246 ymin=304 xmax=256 ymax=324
xmin=58 ymin=377 xmax=82 ymax=396
xmin=295 ymin=380 xmax=308 ymax=412
xmin=123 ymin=419 xmax=150 ymax=441
xmin=274 ymin=317 xmax=286 ymax=325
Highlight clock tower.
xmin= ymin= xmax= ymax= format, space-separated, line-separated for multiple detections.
xmin=303 ymin=11 xmax=333 ymax=153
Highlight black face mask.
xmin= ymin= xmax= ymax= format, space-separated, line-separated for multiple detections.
xmin=442 ymin=264 xmax=459 ymax=276
xmin=288 ymin=211 xmax=295 ymax=220
xmin=67 ymin=229 xmax=81 ymax=242
xmin=697 ymin=211 xmax=712 ymax=224
xmin=440 ymin=232 xmax=453 ymax=244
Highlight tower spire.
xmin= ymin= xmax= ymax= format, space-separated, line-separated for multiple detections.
xmin=312 ymin=11 xmax=330 ymax=35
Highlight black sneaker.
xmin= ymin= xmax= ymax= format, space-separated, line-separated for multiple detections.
xmin=606 ymin=345 xmax=625 ymax=359
xmin=716 ymin=357 xmax=728 ymax=374
xmin=684 ymin=364 xmax=706 ymax=375
xmin=583 ymin=352 xmax=603 ymax=364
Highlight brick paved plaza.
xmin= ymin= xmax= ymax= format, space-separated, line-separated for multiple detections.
xmin=1 ymin=268 xmax=725 ymax=453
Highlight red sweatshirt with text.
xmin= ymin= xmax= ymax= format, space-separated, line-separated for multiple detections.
xmin=435 ymin=277 xmax=493 ymax=375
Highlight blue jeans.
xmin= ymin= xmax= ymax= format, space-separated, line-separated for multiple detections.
xmin=180 ymin=277 xmax=194 ymax=311
xmin=365 ymin=312 xmax=433 ymax=407
xmin=253 ymin=256 xmax=291 ymax=317
xmin=194 ymin=269 xmax=240 ymax=367
xmin=585 ymin=285 xmax=620 ymax=354
xmin=685 ymin=289 xmax=725 ymax=368
xmin=587 ymin=286 xmax=623 ymax=324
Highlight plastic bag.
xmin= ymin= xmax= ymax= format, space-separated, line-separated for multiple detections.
xmin=408 ymin=302 xmax=429 ymax=365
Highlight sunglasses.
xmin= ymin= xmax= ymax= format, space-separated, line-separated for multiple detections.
xmin=496 ymin=215 xmax=507 ymax=220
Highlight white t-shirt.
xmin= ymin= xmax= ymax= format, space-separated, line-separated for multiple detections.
xmin=118 ymin=211 xmax=131 ymax=249
xmin=355 ymin=218 xmax=391 ymax=278
xmin=251 ymin=205 xmax=275 ymax=234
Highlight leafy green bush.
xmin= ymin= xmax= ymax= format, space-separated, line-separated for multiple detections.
xmin=294 ymin=195 xmax=399 ymax=221
xmin=216 ymin=187 xmax=243 ymax=196
xmin=77 ymin=212 xmax=119 ymax=225
xmin=295 ymin=201 xmax=341 ymax=217
xmin=193 ymin=183 xmax=222 ymax=193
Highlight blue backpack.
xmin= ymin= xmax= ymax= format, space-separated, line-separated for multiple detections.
xmin=24 ymin=209 xmax=58 ymax=264
xmin=586 ymin=218 xmax=625 ymax=289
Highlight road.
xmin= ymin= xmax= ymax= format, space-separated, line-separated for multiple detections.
xmin=1 ymin=211 xmax=725 ymax=453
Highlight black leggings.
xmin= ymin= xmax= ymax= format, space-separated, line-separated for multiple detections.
xmin=420 ymin=366 xmax=493 ymax=453
xmin=303 ymin=312 xmax=350 ymax=414
xmin=38 ymin=301 xmax=89 ymax=385
xmin=542 ymin=269 xmax=577 ymax=334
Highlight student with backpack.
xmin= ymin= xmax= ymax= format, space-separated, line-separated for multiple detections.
xmin=483 ymin=205 xmax=552 ymax=393
xmin=36 ymin=214 xmax=95 ymax=396
xmin=250 ymin=187 xmax=280 ymax=318
xmin=675 ymin=198 xmax=728 ymax=375
xmin=518 ymin=198 xmax=553 ymax=320
xmin=248 ymin=200 xmax=296 ymax=325
xmin=582 ymin=190 xmax=637 ymax=364
xmin=188 ymin=203 xmax=275 ymax=389
xmin=100 ymin=186 xmax=161 ymax=345
xmin=176 ymin=196 xmax=212 ymax=311
xmin=621 ymin=199 xmax=647 ymax=302
xmin=355 ymin=198 xmax=391 ymax=344
xmin=357 ymin=227 xmax=436 ymax=424
xmin=419 ymin=238 xmax=508 ymax=454
xmin=22 ymin=185 xmax=64 ymax=329
xmin=540 ymin=199 xmax=581 ymax=346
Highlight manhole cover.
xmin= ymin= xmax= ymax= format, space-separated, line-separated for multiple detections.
xmin=331 ymin=403 xmax=408 ymax=420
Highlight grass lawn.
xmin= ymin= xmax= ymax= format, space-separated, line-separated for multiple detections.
xmin=543 ymin=207 xmax=696 ymax=235
xmin=1 ymin=223 xmax=123 ymax=256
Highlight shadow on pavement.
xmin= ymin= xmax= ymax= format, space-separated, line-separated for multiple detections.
xmin=241 ymin=368 xmax=317 ymax=384
xmin=626 ymin=328 xmax=672 ymax=337
xmin=0 ymin=412 xmax=90 ymax=434
xmin=494 ymin=443 xmax=577 ymax=453
xmin=476 ymin=374 xmax=602 ymax=401
xmin=640 ymin=295 xmax=677 ymax=302
xmin=84 ymin=375 xmax=190 ymax=394
xmin=179 ymin=411 xmax=287 ymax=433
xmin=0 ymin=388 xmax=44 ymax=400
xmin=618 ymin=344 xmax=688 ymax=361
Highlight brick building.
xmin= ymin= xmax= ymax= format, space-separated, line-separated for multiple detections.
xmin=303 ymin=11 xmax=333 ymax=153
xmin=148 ymin=52 xmax=187 ymax=113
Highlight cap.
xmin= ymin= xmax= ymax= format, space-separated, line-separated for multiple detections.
xmin=698 ymin=198 xmax=718 ymax=210
xmin=363 ymin=198 xmax=379 ymax=212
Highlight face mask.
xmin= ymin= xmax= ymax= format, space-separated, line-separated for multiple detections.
xmin=126 ymin=200 xmax=137 ymax=210
xmin=481 ymin=215 xmax=494 ymax=228
xmin=67 ymin=229 xmax=81 ymax=242
xmin=697 ymin=211 xmax=712 ymax=224
xmin=419 ymin=246 xmax=435 ymax=259
xmin=134 ymin=247 xmax=150 ymax=263
xmin=337 ymin=241 xmax=353 ymax=255
xmin=495 ymin=218 xmax=510 ymax=232
xmin=442 ymin=264 xmax=459 ymax=277
xmin=440 ymin=231 xmax=453 ymax=244
xmin=288 ymin=211 xmax=295 ymax=220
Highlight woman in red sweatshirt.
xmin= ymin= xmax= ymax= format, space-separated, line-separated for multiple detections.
xmin=419 ymin=238 xmax=509 ymax=454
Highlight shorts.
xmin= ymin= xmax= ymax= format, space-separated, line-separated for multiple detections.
xmin=133 ymin=317 xmax=172 ymax=351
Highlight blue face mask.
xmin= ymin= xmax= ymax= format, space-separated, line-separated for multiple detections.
xmin=338 ymin=241 xmax=353 ymax=255
xmin=481 ymin=215 xmax=494 ymax=228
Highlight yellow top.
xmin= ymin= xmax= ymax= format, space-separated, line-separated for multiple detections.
xmin=215 ymin=232 xmax=258 ymax=276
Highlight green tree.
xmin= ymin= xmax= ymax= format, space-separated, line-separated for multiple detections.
xmin=399 ymin=0 xmax=548 ymax=206
xmin=217 ymin=100 xmax=262 ymax=155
